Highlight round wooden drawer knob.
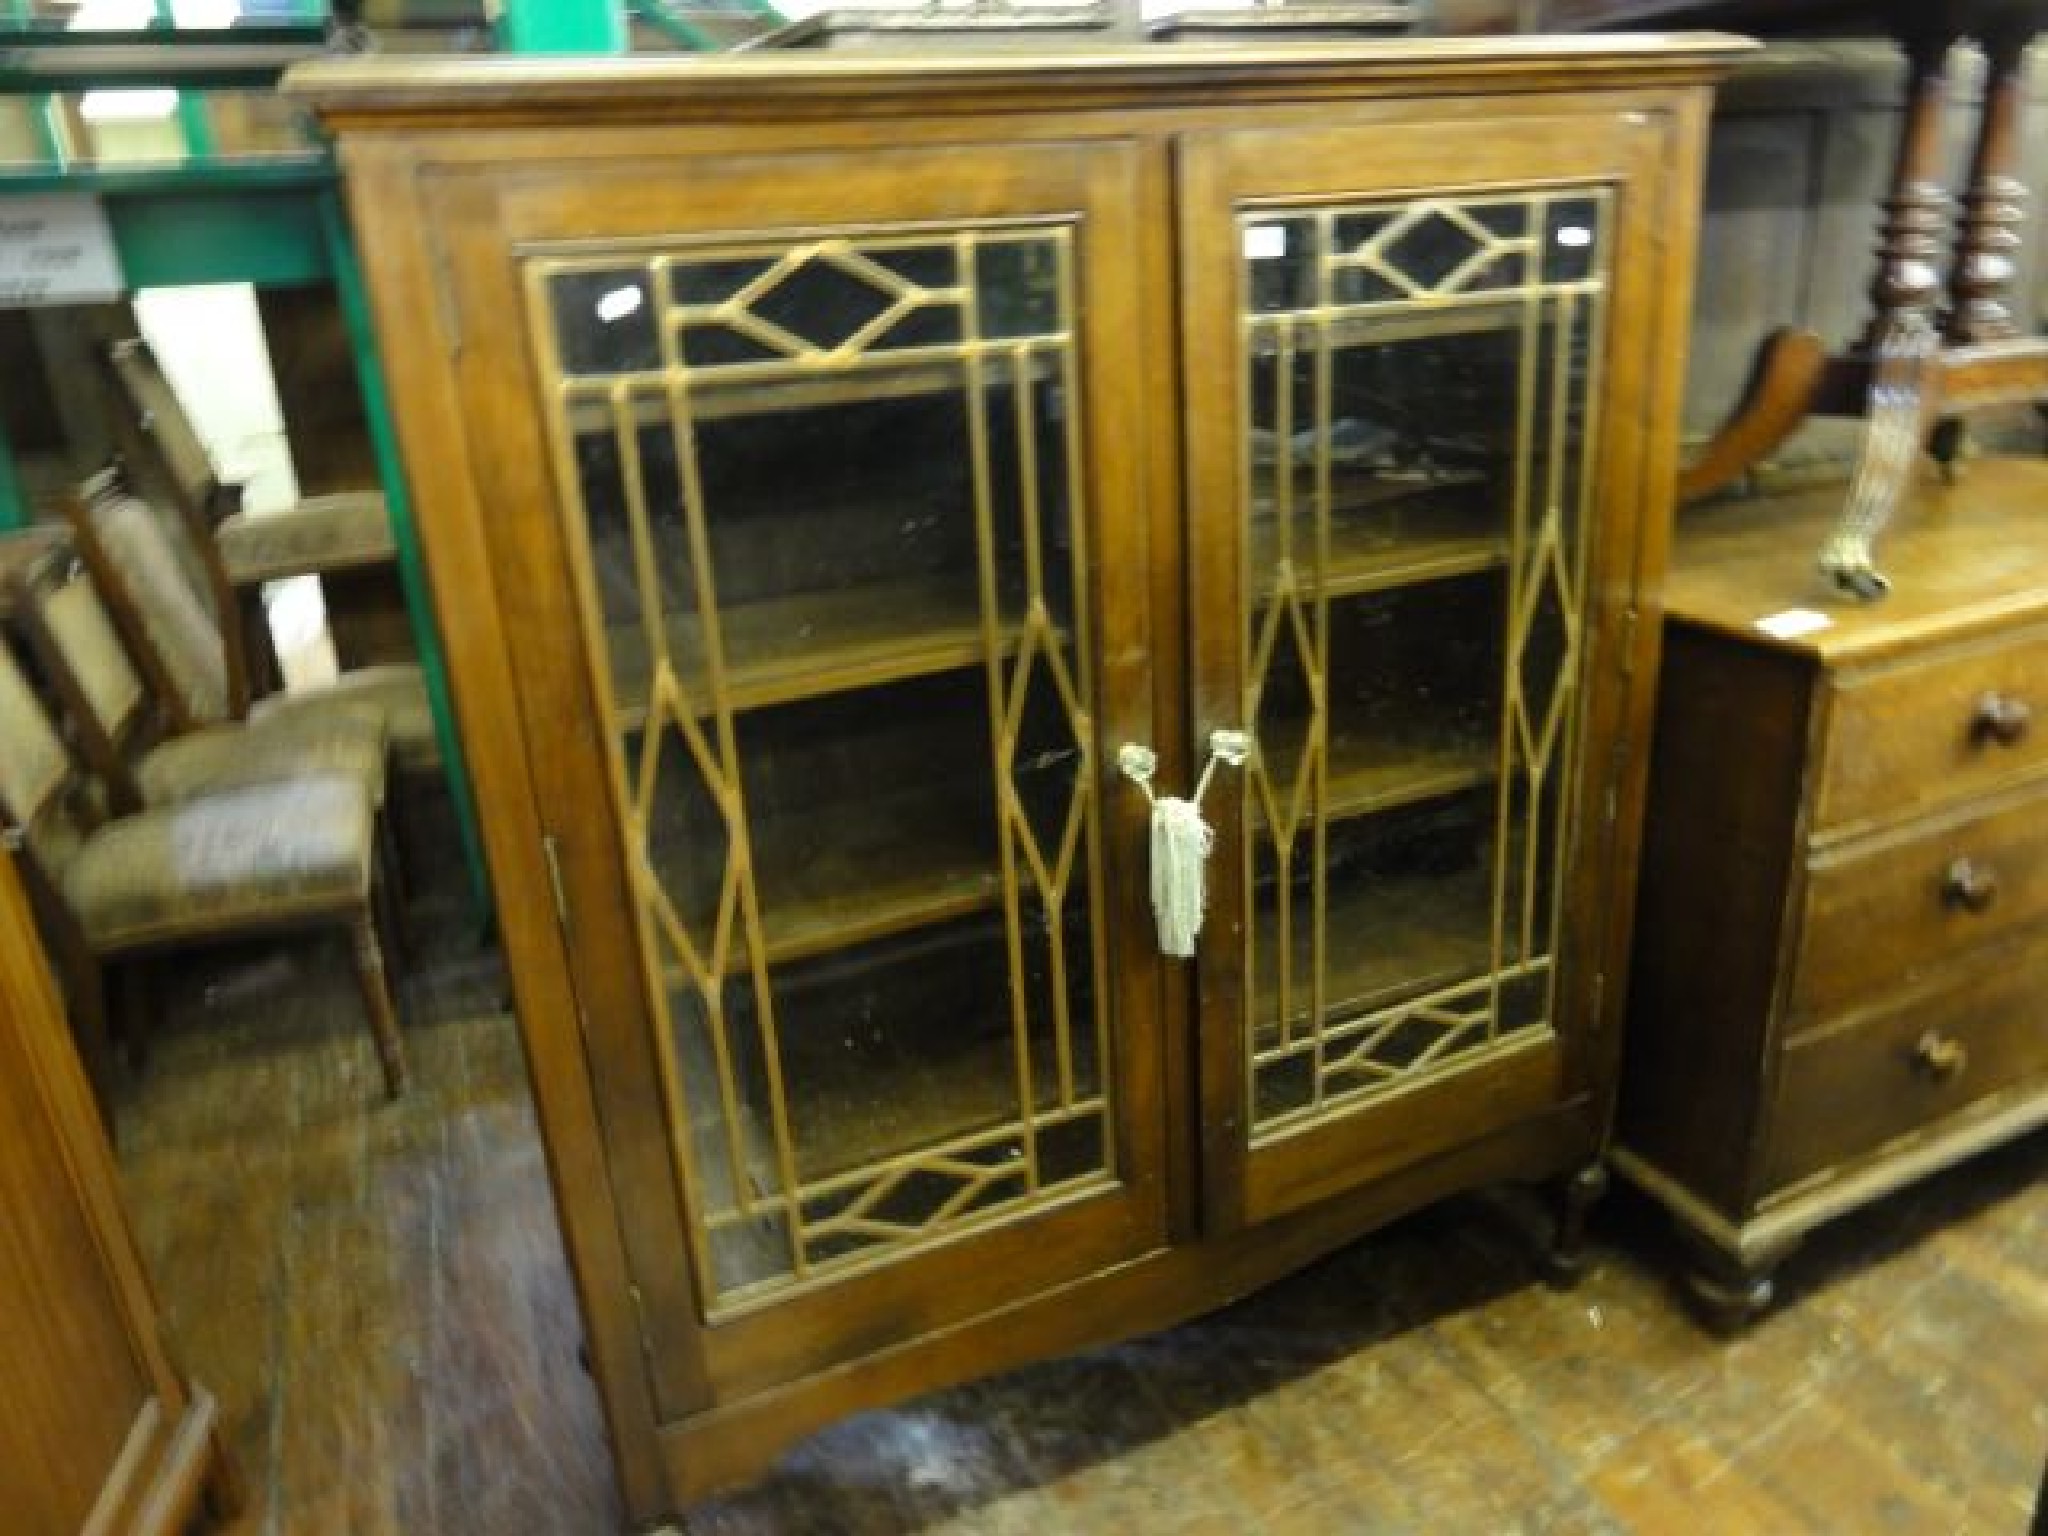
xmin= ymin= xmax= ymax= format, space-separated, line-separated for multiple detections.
xmin=1941 ymin=857 xmax=2000 ymax=913
xmin=1970 ymin=692 xmax=2032 ymax=747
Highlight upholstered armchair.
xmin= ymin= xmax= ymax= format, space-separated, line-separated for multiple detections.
xmin=0 ymin=625 xmax=406 ymax=1104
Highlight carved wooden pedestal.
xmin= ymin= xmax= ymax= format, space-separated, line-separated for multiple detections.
xmin=1681 ymin=1 xmax=2048 ymax=593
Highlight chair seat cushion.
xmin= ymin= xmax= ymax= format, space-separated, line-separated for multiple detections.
xmin=64 ymin=777 xmax=374 ymax=952
xmin=217 ymin=492 xmax=395 ymax=585
xmin=251 ymin=664 xmax=440 ymax=772
xmin=136 ymin=713 xmax=390 ymax=809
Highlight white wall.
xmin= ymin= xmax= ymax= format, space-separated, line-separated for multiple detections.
xmin=133 ymin=283 xmax=335 ymax=685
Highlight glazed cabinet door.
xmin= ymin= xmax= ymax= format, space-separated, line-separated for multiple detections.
xmin=1180 ymin=113 xmax=1674 ymax=1227
xmin=433 ymin=142 xmax=1168 ymax=1409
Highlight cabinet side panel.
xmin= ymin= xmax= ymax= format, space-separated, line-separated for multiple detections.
xmin=335 ymin=143 xmax=675 ymax=1518
xmin=1619 ymin=622 xmax=1810 ymax=1215
xmin=1580 ymin=87 xmax=1715 ymax=1139
xmin=0 ymin=854 xmax=157 ymax=1533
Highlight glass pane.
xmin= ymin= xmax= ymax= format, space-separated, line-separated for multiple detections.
xmin=553 ymin=270 xmax=661 ymax=375
xmin=0 ymin=1 xmax=328 ymax=25
xmin=536 ymin=224 xmax=1113 ymax=1307
xmin=1238 ymin=190 xmax=1611 ymax=1136
xmin=0 ymin=88 xmax=321 ymax=173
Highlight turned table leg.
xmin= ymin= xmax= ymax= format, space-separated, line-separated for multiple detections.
xmin=1946 ymin=18 xmax=2034 ymax=346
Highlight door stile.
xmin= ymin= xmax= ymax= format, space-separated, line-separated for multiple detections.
xmin=431 ymin=171 xmax=718 ymax=1421
xmin=1176 ymin=136 xmax=1258 ymax=1232
xmin=338 ymin=150 xmax=690 ymax=1508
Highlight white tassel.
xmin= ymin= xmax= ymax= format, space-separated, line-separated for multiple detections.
xmin=1149 ymin=795 xmax=1214 ymax=958
xmin=1119 ymin=730 xmax=1250 ymax=959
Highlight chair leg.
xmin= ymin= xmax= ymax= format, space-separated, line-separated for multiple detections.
xmin=375 ymin=805 xmax=411 ymax=936
xmin=69 ymin=960 xmax=120 ymax=1131
xmin=112 ymin=958 xmax=153 ymax=1072
xmin=349 ymin=913 xmax=406 ymax=1099
xmin=372 ymin=861 xmax=407 ymax=972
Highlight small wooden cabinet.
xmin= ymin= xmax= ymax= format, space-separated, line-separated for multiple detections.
xmin=0 ymin=845 xmax=238 ymax=1535
xmin=1620 ymin=461 xmax=2048 ymax=1328
xmin=298 ymin=39 xmax=1738 ymax=1520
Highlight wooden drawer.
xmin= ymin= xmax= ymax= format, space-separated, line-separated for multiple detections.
xmin=1816 ymin=623 xmax=2048 ymax=836
xmin=1796 ymin=782 xmax=2048 ymax=1014
xmin=1764 ymin=941 xmax=2048 ymax=1193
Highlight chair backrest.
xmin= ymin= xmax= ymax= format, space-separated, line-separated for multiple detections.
xmin=0 ymin=636 xmax=88 ymax=879
xmin=100 ymin=335 xmax=225 ymax=533
xmin=97 ymin=339 xmax=250 ymax=667
xmin=0 ymin=639 xmax=71 ymax=834
xmin=62 ymin=472 xmax=241 ymax=730
xmin=6 ymin=546 xmax=155 ymax=813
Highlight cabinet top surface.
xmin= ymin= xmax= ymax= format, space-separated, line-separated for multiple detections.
xmin=288 ymin=33 xmax=1750 ymax=126
xmin=1667 ymin=458 xmax=2048 ymax=664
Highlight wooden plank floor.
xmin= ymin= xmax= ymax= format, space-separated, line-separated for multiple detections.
xmin=113 ymin=924 xmax=2048 ymax=1535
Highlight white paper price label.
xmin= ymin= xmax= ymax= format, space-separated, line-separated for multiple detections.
xmin=1755 ymin=608 xmax=1834 ymax=640
xmin=1243 ymin=224 xmax=1287 ymax=261
xmin=0 ymin=194 xmax=124 ymax=308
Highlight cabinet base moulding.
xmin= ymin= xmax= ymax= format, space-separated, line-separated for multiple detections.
xmin=655 ymin=1102 xmax=1593 ymax=1502
xmin=1611 ymin=1083 xmax=2048 ymax=1329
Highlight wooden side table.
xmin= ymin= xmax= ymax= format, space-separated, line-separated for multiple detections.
xmin=1679 ymin=0 xmax=2048 ymax=593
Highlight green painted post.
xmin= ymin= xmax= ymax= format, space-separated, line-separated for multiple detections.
xmin=108 ymin=179 xmax=330 ymax=288
xmin=31 ymin=95 xmax=64 ymax=167
xmin=0 ymin=413 xmax=29 ymax=532
xmin=629 ymin=0 xmax=713 ymax=51
xmin=173 ymin=91 xmax=217 ymax=161
xmin=498 ymin=0 xmax=629 ymax=52
xmin=1 ymin=83 xmax=54 ymax=534
xmin=149 ymin=0 xmax=219 ymax=161
xmin=318 ymin=188 xmax=492 ymax=918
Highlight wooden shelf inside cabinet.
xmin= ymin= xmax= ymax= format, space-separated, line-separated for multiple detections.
xmin=1342 ymin=728 xmax=1496 ymax=824
xmin=675 ymin=906 xmax=1108 ymax=1296
xmin=608 ymin=573 xmax=1039 ymax=727
xmin=565 ymin=353 xmax=1056 ymax=432
xmin=661 ymin=795 xmax=1001 ymax=979
xmin=684 ymin=1052 xmax=1109 ymax=1307
xmin=1249 ymin=296 xmax=1532 ymax=354
xmin=1253 ymin=852 xmax=1497 ymax=1034
xmin=699 ymin=353 xmax=1057 ymax=422
xmin=1250 ymin=473 xmax=1503 ymax=603
xmin=1248 ymin=727 xmax=1497 ymax=832
xmin=712 ymin=999 xmax=1095 ymax=1198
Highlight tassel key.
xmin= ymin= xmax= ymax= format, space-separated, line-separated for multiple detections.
xmin=1118 ymin=730 xmax=1253 ymax=959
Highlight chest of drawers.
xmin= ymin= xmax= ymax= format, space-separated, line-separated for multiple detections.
xmin=1618 ymin=459 xmax=2048 ymax=1328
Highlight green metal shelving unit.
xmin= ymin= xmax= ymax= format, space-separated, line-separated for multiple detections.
xmin=500 ymin=0 xmax=629 ymax=52
xmin=1 ymin=0 xmax=782 ymax=912
xmin=1 ymin=15 xmax=487 ymax=901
